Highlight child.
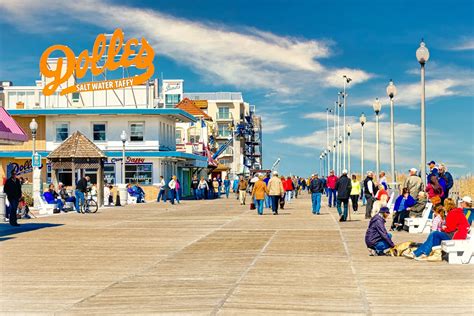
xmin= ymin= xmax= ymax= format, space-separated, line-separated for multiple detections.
xmin=431 ymin=205 xmax=445 ymax=232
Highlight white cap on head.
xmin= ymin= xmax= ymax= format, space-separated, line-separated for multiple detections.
xmin=342 ymin=169 xmax=348 ymax=175
xmin=462 ymin=196 xmax=472 ymax=204
xmin=311 ymin=174 xmax=315 ymax=177
xmin=409 ymin=168 xmax=417 ymax=173
xmin=272 ymin=171 xmax=278 ymax=175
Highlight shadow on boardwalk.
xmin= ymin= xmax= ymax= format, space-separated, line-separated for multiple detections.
xmin=0 ymin=223 xmax=63 ymax=240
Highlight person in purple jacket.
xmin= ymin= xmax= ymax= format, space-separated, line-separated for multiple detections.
xmin=365 ymin=207 xmax=394 ymax=256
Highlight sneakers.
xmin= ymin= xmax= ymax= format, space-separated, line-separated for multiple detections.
xmin=403 ymin=252 xmax=415 ymax=259
xmin=414 ymin=254 xmax=429 ymax=261
xmin=368 ymin=248 xmax=377 ymax=256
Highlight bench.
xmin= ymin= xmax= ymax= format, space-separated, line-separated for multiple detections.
xmin=127 ymin=193 xmax=137 ymax=204
xmin=387 ymin=192 xmax=395 ymax=213
xmin=441 ymin=235 xmax=473 ymax=264
xmin=35 ymin=192 xmax=56 ymax=215
xmin=404 ymin=202 xmax=433 ymax=234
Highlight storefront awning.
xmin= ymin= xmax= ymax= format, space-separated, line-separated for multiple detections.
xmin=0 ymin=107 xmax=28 ymax=145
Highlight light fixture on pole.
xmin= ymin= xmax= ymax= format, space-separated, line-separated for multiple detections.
xmin=360 ymin=113 xmax=366 ymax=179
xmin=342 ymin=75 xmax=352 ymax=171
xmin=120 ymin=130 xmax=127 ymax=185
xmin=372 ymin=98 xmax=382 ymax=177
xmin=29 ymin=119 xmax=41 ymax=208
xmin=416 ymin=39 xmax=430 ymax=186
xmin=338 ymin=135 xmax=343 ymax=175
xmin=347 ymin=124 xmax=352 ymax=175
xmin=386 ymin=79 xmax=397 ymax=186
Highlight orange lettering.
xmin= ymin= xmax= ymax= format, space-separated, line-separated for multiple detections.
xmin=39 ymin=45 xmax=75 ymax=96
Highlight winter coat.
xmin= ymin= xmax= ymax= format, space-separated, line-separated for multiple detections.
xmin=283 ymin=179 xmax=294 ymax=192
xmin=350 ymin=180 xmax=361 ymax=196
xmin=393 ymin=195 xmax=416 ymax=212
xmin=408 ymin=197 xmax=428 ymax=218
xmin=3 ymin=177 xmax=22 ymax=201
xmin=403 ymin=175 xmax=423 ymax=198
xmin=327 ymin=175 xmax=338 ymax=189
xmin=426 ymin=183 xmax=444 ymax=199
xmin=252 ymin=180 xmax=269 ymax=200
xmin=444 ymin=208 xmax=470 ymax=240
xmin=335 ymin=175 xmax=352 ymax=200
xmin=268 ymin=176 xmax=284 ymax=196
xmin=309 ymin=178 xmax=324 ymax=193
xmin=365 ymin=214 xmax=395 ymax=249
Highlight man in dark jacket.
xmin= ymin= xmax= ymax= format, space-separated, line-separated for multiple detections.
xmin=335 ymin=169 xmax=352 ymax=222
xmin=365 ymin=206 xmax=394 ymax=256
xmin=3 ymin=170 xmax=22 ymax=226
xmin=75 ymin=175 xmax=89 ymax=213
xmin=309 ymin=174 xmax=324 ymax=215
xmin=438 ymin=164 xmax=453 ymax=202
xmin=190 ymin=176 xmax=199 ymax=200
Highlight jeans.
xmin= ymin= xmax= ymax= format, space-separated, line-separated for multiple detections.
xmin=365 ymin=194 xmax=375 ymax=219
xmin=157 ymin=189 xmax=166 ymax=202
xmin=413 ymin=231 xmax=451 ymax=257
xmin=8 ymin=198 xmax=19 ymax=225
xmin=311 ymin=192 xmax=322 ymax=214
xmin=55 ymin=199 xmax=64 ymax=211
xmin=374 ymin=233 xmax=393 ymax=255
xmin=391 ymin=210 xmax=409 ymax=229
xmin=168 ymin=189 xmax=176 ymax=204
xmin=75 ymin=190 xmax=85 ymax=213
xmin=285 ymin=191 xmax=292 ymax=203
xmin=337 ymin=198 xmax=349 ymax=220
xmin=350 ymin=195 xmax=359 ymax=212
xmin=270 ymin=195 xmax=280 ymax=214
xmin=175 ymin=189 xmax=180 ymax=203
xmin=255 ymin=199 xmax=264 ymax=215
xmin=218 ymin=186 xmax=222 ymax=198
xmin=328 ymin=189 xmax=337 ymax=207
xmin=225 ymin=186 xmax=230 ymax=198
xmin=264 ymin=194 xmax=272 ymax=209
xmin=192 ymin=188 xmax=198 ymax=200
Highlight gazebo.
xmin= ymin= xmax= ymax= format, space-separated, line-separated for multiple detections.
xmin=47 ymin=131 xmax=106 ymax=206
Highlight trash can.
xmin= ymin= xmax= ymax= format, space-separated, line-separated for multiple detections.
xmin=0 ymin=192 xmax=6 ymax=220
xmin=118 ymin=184 xmax=127 ymax=206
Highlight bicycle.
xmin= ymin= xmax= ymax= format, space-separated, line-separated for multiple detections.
xmin=81 ymin=191 xmax=98 ymax=213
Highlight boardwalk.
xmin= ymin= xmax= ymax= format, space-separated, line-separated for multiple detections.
xmin=1 ymin=194 xmax=473 ymax=315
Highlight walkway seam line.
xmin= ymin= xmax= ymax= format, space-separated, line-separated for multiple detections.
xmin=211 ymin=230 xmax=278 ymax=315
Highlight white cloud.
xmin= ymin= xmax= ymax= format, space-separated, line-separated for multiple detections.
xmin=259 ymin=113 xmax=287 ymax=133
xmin=0 ymin=0 xmax=373 ymax=97
xmin=449 ymin=38 xmax=474 ymax=51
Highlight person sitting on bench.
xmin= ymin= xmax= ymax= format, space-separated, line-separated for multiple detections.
xmin=365 ymin=207 xmax=395 ymax=256
xmin=391 ymin=188 xmax=416 ymax=231
xmin=44 ymin=183 xmax=64 ymax=211
xmin=406 ymin=191 xmax=428 ymax=218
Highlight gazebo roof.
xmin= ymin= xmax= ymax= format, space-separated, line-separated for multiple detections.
xmin=175 ymin=98 xmax=212 ymax=121
xmin=48 ymin=131 xmax=106 ymax=159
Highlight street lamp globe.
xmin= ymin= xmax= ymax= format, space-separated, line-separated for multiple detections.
xmin=360 ymin=113 xmax=366 ymax=126
xmin=386 ymin=79 xmax=397 ymax=99
xmin=29 ymin=118 xmax=38 ymax=134
xmin=347 ymin=125 xmax=352 ymax=136
xmin=372 ymin=98 xmax=382 ymax=114
xmin=327 ymin=145 xmax=332 ymax=152
xmin=338 ymin=135 xmax=342 ymax=144
xmin=324 ymin=149 xmax=327 ymax=155
xmin=416 ymin=40 xmax=430 ymax=65
xmin=120 ymin=130 xmax=127 ymax=143
xmin=332 ymin=140 xmax=336 ymax=148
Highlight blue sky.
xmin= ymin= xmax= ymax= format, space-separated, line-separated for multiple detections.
xmin=1 ymin=0 xmax=473 ymax=177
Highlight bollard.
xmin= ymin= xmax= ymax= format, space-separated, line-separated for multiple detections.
xmin=0 ymin=192 xmax=6 ymax=220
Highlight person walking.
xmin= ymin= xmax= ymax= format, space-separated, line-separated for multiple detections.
xmin=207 ymin=178 xmax=214 ymax=199
xmin=284 ymin=176 xmax=294 ymax=203
xmin=327 ymin=170 xmax=338 ymax=208
xmin=191 ymin=176 xmax=199 ymax=200
xmin=403 ymin=168 xmax=423 ymax=199
xmin=198 ymin=176 xmax=209 ymax=200
xmin=251 ymin=175 xmax=269 ymax=215
xmin=232 ymin=176 xmax=239 ymax=200
xmin=364 ymin=171 xmax=377 ymax=219
xmin=238 ymin=176 xmax=248 ymax=205
xmin=263 ymin=173 xmax=272 ymax=209
xmin=268 ymin=171 xmax=284 ymax=215
xmin=168 ymin=176 xmax=177 ymax=205
xmin=3 ymin=170 xmax=22 ymax=226
xmin=350 ymin=174 xmax=361 ymax=213
xmin=216 ymin=175 xmax=222 ymax=198
xmin=223 ymin=175 xmax=231 ymax=198
xmin=309 ymin=173 xmax=324 ymax=215
xmin=175 ymin=178 xmax=181 ymax=204
xmin=156 ymin=176 xmax=167 ymax=202
xmin=75 ymin=175 xmax=89 ymax=213
xmin=335 ymin=169 xmax=352 ymax=222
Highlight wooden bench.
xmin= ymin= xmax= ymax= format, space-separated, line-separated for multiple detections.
xmin=441 ymin=235 xmax=473 ymax=264
xmin=405 ymin=202 xmax=433 ymax=234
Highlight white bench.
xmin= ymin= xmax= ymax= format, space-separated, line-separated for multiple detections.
xmin=35 ymin=192 xmax=56 ymax=215
xmin=127 ymin=193 xmax=137 ymax=204
xmin=405 ymin=202 xmax=433 ymax=234
xmin=387 ymin=192 xmax=395 ymax=213
xmin=441 ymin=235 xmax=473 ymax=264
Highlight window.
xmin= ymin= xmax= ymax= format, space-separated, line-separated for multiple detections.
xmin=92 ymin=123 xmax=106 ymax=141
xmin=104 ymin=164 xmax=116 ymax=184
xmin=218 ymin=123 xmax=231 ymax=137
xmin=72 ymin=92 xmax=80 ymax=102
xmin=130 ymin=122 xmax=144 ymax=142
xmin=125 ymin=163 xmax=152 ymax=185
xmin=218 ymin=107 xmax=230 ymax=119
xmin=176 ymin=129 xmax=184 ymax=144
xmin=55 ymin=123 xmax=69 ymax=142
xmin=165 ymin=94 xmax=181 ymax=107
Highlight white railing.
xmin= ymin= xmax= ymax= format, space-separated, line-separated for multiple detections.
xmin=184 ymin=92 xmax=243 ymax=102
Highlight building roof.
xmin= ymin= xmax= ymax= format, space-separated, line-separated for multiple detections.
xmin=48 ymin=131 xmax=106 ymax=159
xmin=0 ymin=107 xmax=28 ymax=145
xmin=7 ymin=108 xmax=197 ymax=123
xmin=175 ymin=98 xmax=212 ymax=120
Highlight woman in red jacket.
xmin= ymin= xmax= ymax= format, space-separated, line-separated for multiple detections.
xmin=426 ymin=174 xmax=444 ymax=205
xmin=284 ymin=176 xmax=294 ymax=203
xmin=405 ymin=198 xmax=469 ymax=260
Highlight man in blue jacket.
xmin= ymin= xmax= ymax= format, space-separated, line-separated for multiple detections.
xmin=309 ymin=174 xmax=324 ymax=215
xmin=365 ymin=207 xmax=394 ymax=256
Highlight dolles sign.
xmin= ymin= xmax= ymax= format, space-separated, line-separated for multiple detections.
xmin=39 ymin=28 xmax=155 ymax=96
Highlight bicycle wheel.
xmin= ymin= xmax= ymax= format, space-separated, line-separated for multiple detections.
xmin=87 ymin=199 xmax=98 ymax=213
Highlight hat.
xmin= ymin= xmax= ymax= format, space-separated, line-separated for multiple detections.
xmin=409 ymin=168 xmax=417 ymax=173
xmin=272 ymin=171 xmax=278 ymax=175
xmin=379 ymin=206 xmax=390 ymax=214
xmin=342 ymin=169 xmax=348 ymax=175
xmin=462 ymin=196 xmax=472 ymax=204
xmin=427 ymin=160 xmax=436 ymax=165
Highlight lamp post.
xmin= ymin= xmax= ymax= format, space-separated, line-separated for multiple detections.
xmin=120 ymin=130 xmax=127 ymax=185
xmin=319 ymin=154 xmax=322 ymax=176
xmin=29 ymin=119 xmax=40 ymax=208
xmin=337 ymin=93 xmax=342 ymax=175
xmin=338 ymin=135 xmax=342 ymax=175
xmin=373 ymin=98 xmax=382 ymax=177
xmin=324 ymin=149 xmax=328 ymax=177
xmin=347 ymin=124 xmax=352 ymax=175
xmin=360 ymin=113 xmax=366 ymax=179
xmin=327 ymin=145 xmax=331 ymax=174
xmin=416 ymin=40 xmax=430 ymax=186
xmin=386 ymin=79 xmax=397 ymax=186
xmin=326 ymin=108 xmax=330 ymax=153
xmin=342 ymin=75 xmax=352 ymax=171
xmin=332 ymin=140 xmax=336 ymax=173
